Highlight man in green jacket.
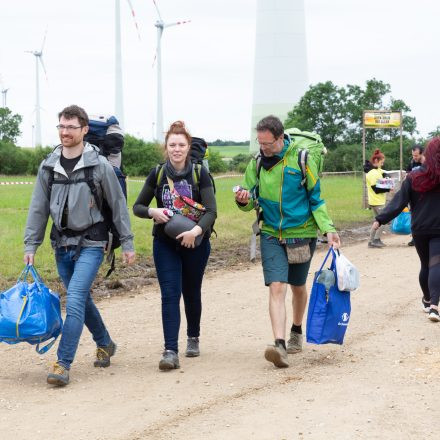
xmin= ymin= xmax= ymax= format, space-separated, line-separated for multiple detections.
xmin=235 ymin=115 xmax=340 ymax=368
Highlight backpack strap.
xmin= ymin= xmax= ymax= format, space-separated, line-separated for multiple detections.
xmin=155 ymin=163 xmax=165 ymax=188
xmin=84 ymin=166 xmax=102 ymax=210
xmin=298 ymin=149 xmax=308 ymax=188
xmin=255 ymin=153 xmax=262 ymax=180
xmin=193 ymin=163 xmax=200 ymax=185
xmin=47 ymin=165 xmax=104 ymax=261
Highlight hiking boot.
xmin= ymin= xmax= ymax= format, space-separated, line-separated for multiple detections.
xmin=264 ymin=342 xmax=289 ymax=368
xmin=94 ymin=340 xmax=117 ymax=368
xmin=287 ymin=331 xmax=303 ymax=354
xmin=185 ymin=337 xmax=200 ymax=357
xmin=408 ymin=239 xmax=415 ymax=246
xmin=428 ymin=309 xmax=440 ymax=322
xmin=368 ymin=239 xmax=384 ymax=248
xmin=422 ymin=299 xmax=431 ymax=313
xmin=159 ymin=350 xmax=180 ymax=371
xmin=375 ymin=239 xmax=386 ymax=247
xmin=47 ymin=362 xmax=69 ymax=386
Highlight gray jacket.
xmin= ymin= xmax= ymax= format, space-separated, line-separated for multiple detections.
xmin=24 ymin=143 xmax=134 ymax=254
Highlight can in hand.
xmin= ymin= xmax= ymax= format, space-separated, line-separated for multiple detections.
xmin=163 ymin=209 xmax=174 ymax=217
xmin=232 ymin=185 xmax=243 ymax=193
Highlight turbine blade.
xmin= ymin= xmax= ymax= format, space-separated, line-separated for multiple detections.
xmin=39 ymin=56 xmax=48 ymax=80
xmin=152 ymin=0 xmax=163 ymax=22
xmin=126 ymin=0 xmax=141 ymax=40
xmin=40 ymin=28 xmax=48 ymax=53
xmin=164 ymin=20 xmax=191 ymax=28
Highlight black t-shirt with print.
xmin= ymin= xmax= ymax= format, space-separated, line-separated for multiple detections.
xmin=133 ymin=164 xmax=216 ymax=242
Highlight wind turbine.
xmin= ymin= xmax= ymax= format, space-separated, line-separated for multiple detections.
xmin=249 ymin=0 xmax=309 ymax=152
xmin=152 ymin=0 xmax=190 ymax=142
xmin=115 ymin=0 xmax=141 ymax=130
xmin=1 ymin=88 xmax=8 ymax=108
xmin=26 ymin=31 xmax=48 ymax=147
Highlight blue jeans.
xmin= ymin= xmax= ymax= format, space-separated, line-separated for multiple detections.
xmin=55 ymin=246 xmax=111 ymax=369
xmin=153 ymin=237 xmax=211 ymax=353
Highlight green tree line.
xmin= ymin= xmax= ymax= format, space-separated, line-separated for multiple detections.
xmin=1 ymin=77 xmax=439 ymax=176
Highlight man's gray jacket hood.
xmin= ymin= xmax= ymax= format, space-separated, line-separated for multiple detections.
xmin=24 ymin=143 xmax=134 ymax=254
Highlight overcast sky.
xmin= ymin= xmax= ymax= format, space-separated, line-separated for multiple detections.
xmin=0 ymin=0 xmax=439 ymax=147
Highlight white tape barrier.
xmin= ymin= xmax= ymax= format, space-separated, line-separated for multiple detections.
xmin=0 ymin=181 xmax=34 ymax=185
xmin=127 ymin=174 xmax=242 ymax=183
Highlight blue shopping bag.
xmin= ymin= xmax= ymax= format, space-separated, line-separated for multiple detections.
xmin=391 ymin=210 xmax=411 ymax=235
xmin=0 ymin=265 xmax=63 ymax=354
xmin=306 ymin=248 xmax=351 ymax=345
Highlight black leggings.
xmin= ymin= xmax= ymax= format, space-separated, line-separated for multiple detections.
xmin=413 ymin=234 xmax=440 ymax=306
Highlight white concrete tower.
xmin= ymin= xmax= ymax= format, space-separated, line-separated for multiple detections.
xmin=250 ymin=0 xmax=308 ymax=152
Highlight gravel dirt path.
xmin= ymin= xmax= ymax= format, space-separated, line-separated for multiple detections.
xmin=1 ymin=234 xmax=438 ymax=440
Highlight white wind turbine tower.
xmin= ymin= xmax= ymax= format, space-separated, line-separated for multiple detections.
xmin=26 ymin=31 xmax=48 ymax=147
xmin=1 ymin=87 xmax=9 ymax=108
xmin=250 ymin=0 xmax=309 ymax=152
xmin=152 ymin=0 xmax=190 ymax=142
xmin=115 ymin=0 xmax=141 ymax=130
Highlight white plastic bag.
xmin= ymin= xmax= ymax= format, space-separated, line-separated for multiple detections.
xmin=335 ymin=250 xmax=360 ymax=292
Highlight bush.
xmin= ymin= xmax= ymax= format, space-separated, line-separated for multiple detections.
xmin=123 ymin=135 xmax=163 ymax=176
xmin=0 ymin=141 xmax=30 ymax=174
xmin=323 ymin=139 xmax=415 ymax=172
xmin=228 ymin=153 xmax=253 ymax=172
xmin=208 ymin=150 xmax=228 ymax=173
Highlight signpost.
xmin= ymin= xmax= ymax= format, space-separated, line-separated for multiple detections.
xmin=362 ymin=110 xmax=403 ymax=208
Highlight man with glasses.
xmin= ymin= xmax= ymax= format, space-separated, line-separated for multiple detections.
xmin=235 ymin=115 xmax=340 ymax=368
xmin=24 ymin=105 xmax=135 ymax=386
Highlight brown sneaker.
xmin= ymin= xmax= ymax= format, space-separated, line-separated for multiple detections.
xmin=47 ymin=362 xmax=69 ymax=386
xmin=94 ymin=340 xmax=117 ymax=368
xmin=264 ymin=343 xmax=289 ymax=368
xmin=287 ymin=331 xmax=303 ymax=354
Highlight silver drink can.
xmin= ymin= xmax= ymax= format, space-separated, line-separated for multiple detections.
xmin=232 ymin=185 xmax=243 ymax=193
xmin=164 ymin=209 xmax=174 ymax=217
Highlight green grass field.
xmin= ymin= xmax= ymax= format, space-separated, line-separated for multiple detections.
xmin=0 ymin=174 xmax=371 ymax=287
xmin=209 ymin=145 xmax=250 ymax=158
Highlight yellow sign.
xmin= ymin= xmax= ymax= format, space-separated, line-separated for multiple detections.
xmin=363 ymin=111 xmax=401 ymax=128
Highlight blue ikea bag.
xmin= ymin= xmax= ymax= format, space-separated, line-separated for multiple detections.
xmin=391 ymin=210 xmax=411 ymax=235
xmin=306 ymin=248 xmax=351 ymax=345
xmin=0 ymin=265 xmax=63 ymax=354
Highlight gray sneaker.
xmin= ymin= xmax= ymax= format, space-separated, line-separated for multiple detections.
xmin=287 ymin=331 xmax=303 ymax=354
xmin=368 ymin=239 xmax=384 ymax=248
xmin=94 ymin=340 xmax=117 ymax=368
xmin=185 ymin=337 xmax=200 ymax=357
xmin=264 ymin=343 xmax=289 ymax=368
xmin=47 ymin=362 xmax=69 ymax=386
xmin=159 ymin=350 xmax=180 ymax=371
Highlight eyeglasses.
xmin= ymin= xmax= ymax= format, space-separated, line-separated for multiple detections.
xmin=255 ymin=138 xmax=278 ymax=148
xmin=56 ymin=124 xmax=82 ymax=131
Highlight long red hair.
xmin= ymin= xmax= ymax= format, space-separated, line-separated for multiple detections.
xmin=410 ymin=137 xmax=440 ymax=192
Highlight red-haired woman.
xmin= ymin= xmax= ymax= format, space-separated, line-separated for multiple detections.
xmin=133 ymin=121 xmax=217 ymax=369
xmin=364 ymin=149 xmax=392 ymax=248
xmin=372 ymin=138 xmax=440 ymax=321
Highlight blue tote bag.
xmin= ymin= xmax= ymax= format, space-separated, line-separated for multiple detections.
xmin=0 ymin=265 xmax=63 ymax=354
xmin=391 ymin=210 xmax=411 ymax=235
xmin=306 ymin=248 xmax=351 ymax=345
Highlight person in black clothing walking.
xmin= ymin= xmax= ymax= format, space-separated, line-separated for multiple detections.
xmin=406 ymin=145 xmax=424 ymax=246
xmin=133 ymin=121 xmax=217 ymax=370
xmin=372 ymin=137 xmax=440 ymax=322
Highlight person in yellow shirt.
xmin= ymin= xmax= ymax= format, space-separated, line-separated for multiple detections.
xmin=364 ymin=149 xmax=391 ymax=248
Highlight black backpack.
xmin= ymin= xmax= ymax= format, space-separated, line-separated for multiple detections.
xmin=155 ymin=136 xmax=216 ymax=193
xmin=154 ymin=136 xmax=216 ymax=234
xmin=84 ymin=115 xmax=124 ymax=159
xmin=47 ymin=166 xmax=120 ymax=277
